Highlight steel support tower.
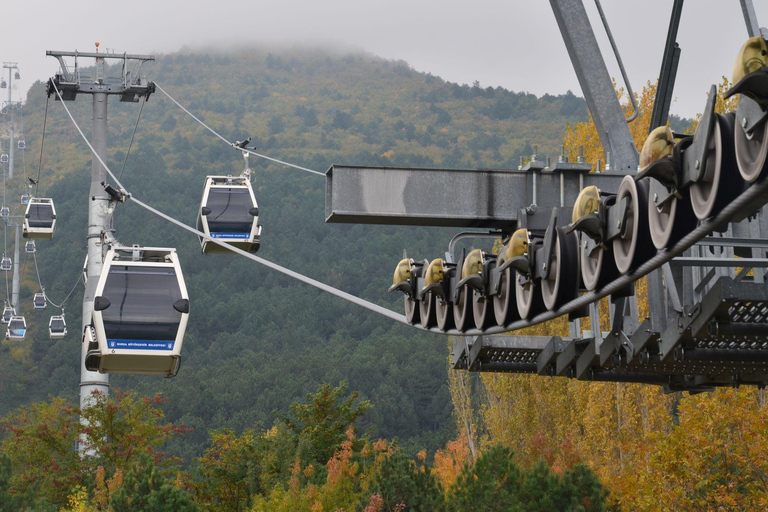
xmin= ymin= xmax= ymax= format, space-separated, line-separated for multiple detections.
xmin=46 ymin=47 xmax=154 ymax=438
xmin=2 ymin=63 xmax=19 ymax=180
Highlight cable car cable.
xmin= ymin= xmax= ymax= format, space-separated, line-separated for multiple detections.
xmin=33 ymin=252 xmax=81 ymax=309
xmin=34 ymin=96 xmax=50 ymax=197
xmin=154 ymin=83 xmax=324 ymax=177
xmin=51 ymin=79 xmax=406 ymax=325
xmin=117 ymin=96 xmax=145 ymax=181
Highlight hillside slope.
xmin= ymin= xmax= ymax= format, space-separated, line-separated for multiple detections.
xmin=0 ymin=46 xmax=589 ymax=459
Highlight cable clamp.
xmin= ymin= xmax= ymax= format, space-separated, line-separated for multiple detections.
xmin=100 ymin=181 xmax=126 ymax=203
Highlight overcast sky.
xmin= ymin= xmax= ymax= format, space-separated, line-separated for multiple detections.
xmin=2 ymin=0 xmax=766 ymax=118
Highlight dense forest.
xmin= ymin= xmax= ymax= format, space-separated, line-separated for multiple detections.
xmin=0 ymin=47 xmax=591 ymax=463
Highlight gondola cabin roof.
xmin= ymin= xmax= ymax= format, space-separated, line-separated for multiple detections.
xmin=23 ymin=198 xmax=56 ymax=240
xmin=89 ymin=246 xmax=189 ymax=377
xmin=198 ymin=175 xmax=261 ymax=255
xmin=49 ymin=316 xmax=67 ymax=339
xmin=2 ymin=306 xmax=14 ymax=324
xmin=33 ymin=293 xmax=46 ymax=309
xmin=6 ymin=316 xmax=26 ymax=340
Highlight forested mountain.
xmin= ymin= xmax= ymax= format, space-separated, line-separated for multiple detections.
xmin=0 ymin=45 xmax=590 ymax=462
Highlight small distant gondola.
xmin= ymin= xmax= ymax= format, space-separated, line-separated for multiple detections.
xmin=197 ymin=175 xmax=261 ymax=254
xmin=25 ymin=240 xmax=35 ymax=254
xmin=6 ymin=316 xmax=26 ymax=340
xmin=17 ymin=140 xmax=25 ymax=150
xmin=23 ymin=198 xmax=56 ymax=239
xmin=2 ymin=305 xmax=15 ymax=324
xmin=33 ymin=292 xmax=46 ymax=309
xmin=20 ymin=193 xmax=30 ymax=205
xmin=0 ymin=206 xmax=9 ymax=218
xmin=1 ymin=257 xmax=11 ymax=271
xmin=86 ymin=246 xmax=189 ymax=377
xmin=0 ymin=154 xmax=7 ymax=164
xmin=49 ymin=315 xmax=67 ymax=339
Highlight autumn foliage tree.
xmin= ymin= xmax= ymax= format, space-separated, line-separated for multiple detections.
xmin=0 ymin=390 xmax=191 ymax=509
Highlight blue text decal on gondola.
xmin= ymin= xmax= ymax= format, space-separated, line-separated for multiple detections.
xmin=211 ymin=232 xmax=250 ymax=239
xmin=108 ymin=339 xmax=175 ymax=350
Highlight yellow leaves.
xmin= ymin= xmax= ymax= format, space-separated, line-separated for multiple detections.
xmin=431 ymin=437 xmax=472 ymax=490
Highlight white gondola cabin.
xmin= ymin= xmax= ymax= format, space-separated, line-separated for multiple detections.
xmin=33 ymin=292 xmax=46 ymax=309
xmin=86 ymin=246 xmax=189 ymax=377
xmin=0 ymin=154 xmax=7 ymax=164
xmin=1 ymin=257 xmax=11 ymax=271
xmin=2 ymin=306 xmax=14 ymax=324
xmin=17 ymin=140 xmax=25 ymax=150
xmin=0 ymin=206 xmax=8 ymax=218
xmin=23 ymin=198 xmax=56 ymax=239
xmin=198 ymin=175 xmax=261 ymax=254
xmin=49 ymin=315 xmax=67 ymax=339
xmin=6 ymin=316 xmax=26 ymax=340
xmin=25 ymin=240 xmax=35 ymax=254
xmin=20 ymin=193 xmax=30 ymax=205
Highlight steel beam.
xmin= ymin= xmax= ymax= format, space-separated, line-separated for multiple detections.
xmin=549 ymin=0 xmax=639 ymax=172
xmin=325 ymin=165 xmax=624 ymax=228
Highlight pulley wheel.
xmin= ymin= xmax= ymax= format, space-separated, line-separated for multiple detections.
xmin=647 ymin=178 xmax=697 ymax=250
xmin=404 ymin=294 xmax=420 ymax=325
xmin=471 ymin=260 xmax=496 ymax=329
xmin=404 ymin=261 xmax=426 ymax=325
xmin=435 ymin=296 xmax=454 ymax=332
xmin=690 ymin=113 xmax=741 ymax=220
xmin=541 ymin=228 xmax=580 ymax=311
xmin=453 ymin=285 xmax=475 ymax=332
xmin=515 ymin=274 xmax=545 ymax=320
xmin=613 ymin=176 xmax=655 ymax=275
xmin=493 ymin=251 xmax=520 ymax=326
xmin=580 ymin=233 xmax=619 ymax=291
xmin=420 ymin=291 xmax=437 ymax=328
xmin=734 ymin=113 xmax=768 ymax=183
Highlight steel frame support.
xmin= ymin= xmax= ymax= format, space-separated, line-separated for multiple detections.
xmin=548 ymin=0 xmax=639 ymax=172
xmin=47 ymin=49 xmax=154 ymax=454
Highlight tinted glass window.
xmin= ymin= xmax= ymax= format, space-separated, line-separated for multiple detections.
xmin=101 ymin=265 xmax=183 ymax=341
xmin=28 ymin=204 xmax=54 ymax=228
xmin=205 ymin=188 xmax=253 ymax=234
xmin=9 ymin=318 xmax=24 ymax=330
xmin=50 ymin=318 xmax=65 ymax=331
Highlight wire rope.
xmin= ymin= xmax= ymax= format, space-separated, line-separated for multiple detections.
xmin=50 ymin=80 xmax=407 ymax=325
xmin=35 ymin=96 xmax=50 ymax=196
xmin=33 ymin=251 xmax=81 ymax=309
xmin=118 ymin=96 xmax=145 ymax=181
xmin=154 ymin=83 xmax=324 ymax=176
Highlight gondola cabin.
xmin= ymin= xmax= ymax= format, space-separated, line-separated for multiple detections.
xmin=23 ymin=198 xmax=55 ymax=239
xmin=0 ymin=206 xmax=9 ymax=218
xmin=6 ymin=316 xmax=26 ymax=340
xmin=33 ymin=292 xmax=46 ymax=309
xmin=49 ymin=315 xmax=66 ymax=339
xmin=25 ymin=240 xmax=35 ymax=254
xmin=0 ymin=154 xmax=7 ymax=164
xmin=21 ymin=193 xmax=30 ymax=205
xmin=17 ymin=140 xmax=25 ymax=150
xmin=1 ymin=257 xmax=11 ymax=271
xmin=198 ymin=175 xmax=261 ymax=254
xmin=86 ymin=246 xmax=189 ymax=377
xmin=2 ymin=306 xmax=14 ymax=324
